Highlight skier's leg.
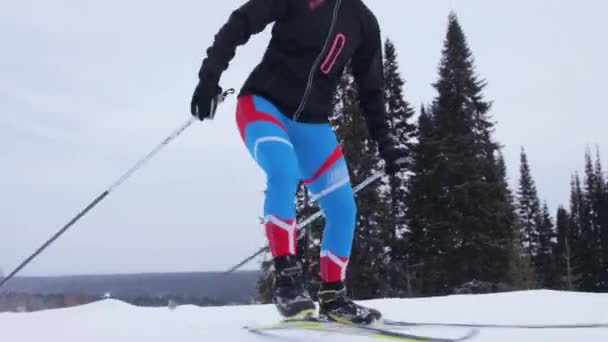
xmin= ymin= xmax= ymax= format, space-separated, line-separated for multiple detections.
xmin=236 ymin=95 xmax=300 ymax=258
xmin=289 ymin=121 xmax=381 ymax=324
xmin=235 ymin=95 xmax=315 ymax=318
xmin=288 ymin=121 xmax=356 ymax=282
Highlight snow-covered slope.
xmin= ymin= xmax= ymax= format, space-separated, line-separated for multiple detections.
xmin=1 ymin=290 xmax=607 ymax=342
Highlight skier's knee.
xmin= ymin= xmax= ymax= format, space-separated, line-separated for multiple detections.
xmin=265 ymin=163 xmax=300 ymax=203
xmin=256 ymin=137 xmax=300 ymax=196
xmin=317 ymin=186 xmax=357 ymax=257
xmin=320 ymin=186 xmax=357 ymax=228
xmin=267 ymin=173 xmax=299 ymax=196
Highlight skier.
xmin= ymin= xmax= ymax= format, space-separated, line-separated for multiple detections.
xmin=190 ymin=0 xmax=407 ymax=324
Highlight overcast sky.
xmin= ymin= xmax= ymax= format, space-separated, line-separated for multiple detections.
xmin=1 ymin=0 xmax=606 ymax=277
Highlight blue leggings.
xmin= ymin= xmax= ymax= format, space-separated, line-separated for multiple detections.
xmin=236 ymin=95 xmax=356 ymax=282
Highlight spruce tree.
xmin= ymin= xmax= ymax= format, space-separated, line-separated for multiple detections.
xmin=507 ymin=226 xmax=538 ymax=290
xmin=566 ymin=149 xmax=608 ymax=291
xmin=555 ymin=206 xmax=575 ymax=289
xmin=569 ymin=172 xmax=587 ymax=290
xmin=578 ymin=151 xmax=602 ymax=290
xmin=591 ymin=149 xmax=608 ymax=289
xmin=569 ymin=173 xmax=584 ymax=250
xmin=496 ymin=151 xmax=536 ymax=290
xmin=405 ymin=13 xmax=513 ymax=295
xmin=383 ymin=38 xmax=416 ymax=155
xmin=593 ymin=149 xmax=608 ymax=291
xmin=496 ymin=152 xmax=514 ymax=204
xmin=405 ymin=106 xmax=441 ymax=295
xmin=516 ymin=148 xmax=542 ymax=261
xmin=382 ymin=38 xmax=417 ymax=297
xmin=573 ymin=148 xmax=608 ymax=291
xmin=536 ymin=202 xmax=558 ymax=288
xmin=406 ymin=107 xmax=445 ymax=294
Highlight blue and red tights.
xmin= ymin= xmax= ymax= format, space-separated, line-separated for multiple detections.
xmin=236 ymin=95 xmax=355 ymax=283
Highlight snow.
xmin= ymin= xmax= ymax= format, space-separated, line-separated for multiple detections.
xmin=1 ymin=290 xmax=608 ymax=342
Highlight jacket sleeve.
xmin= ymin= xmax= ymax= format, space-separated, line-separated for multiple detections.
xmin=198 ymin=0 xmax=291 ymax=84
xmin=351 ymin=15 xmax=391 ymax=149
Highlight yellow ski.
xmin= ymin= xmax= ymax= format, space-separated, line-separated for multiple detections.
xmin=244 ymin=317 xmax=479 ymax=341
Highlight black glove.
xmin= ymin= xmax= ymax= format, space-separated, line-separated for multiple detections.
xmin=190 ymin=81 xmax=223 ymax=120
xmin=379 ymin=142 xmax=409 ymax=175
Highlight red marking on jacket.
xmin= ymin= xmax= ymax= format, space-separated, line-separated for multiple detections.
xmin=309 ymin=0 xmax=326 ymax=11
xmin=321 ymin=33 xmax=346 ymax=74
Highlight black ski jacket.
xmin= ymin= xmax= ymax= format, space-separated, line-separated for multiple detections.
xmin=198 ymin=0 xmax=390 ymax=144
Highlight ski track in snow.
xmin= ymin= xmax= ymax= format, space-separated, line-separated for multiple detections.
xmin=1 ymin=290 xmax=608 ymax=342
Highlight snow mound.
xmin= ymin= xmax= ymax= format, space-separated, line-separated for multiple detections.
xmin=1 ymin=290 xmax=607 ymax=342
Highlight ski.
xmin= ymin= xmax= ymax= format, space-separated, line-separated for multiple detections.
xmin=244 ymin=317 xmax=479 ymax=341
xmin=383 ymin=319 xmax=608 ymax=329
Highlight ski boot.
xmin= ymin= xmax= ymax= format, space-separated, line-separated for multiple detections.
xmin=318 ymin=281 xmax=382 ymax=325
xmin=271 ymin=255 xmax=317 ymax=319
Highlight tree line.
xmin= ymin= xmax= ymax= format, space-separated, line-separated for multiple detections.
xmin=256 ymin=12 xmax=607 ymax=300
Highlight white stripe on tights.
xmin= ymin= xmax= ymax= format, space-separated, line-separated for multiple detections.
xmin=265 ymin=215 xmax=297 ymax=255
xmin=310 ymin=176 xmax=350 ymax=201
xmin=253 ymin=136 xmax=293 ymax=161
xmin=321 ymin=250 xmax=349 ymax=280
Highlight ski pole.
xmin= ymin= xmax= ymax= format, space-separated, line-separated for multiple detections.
xmin=224 ymin=171 xmax=384 ymax=274
xmin=0 ymin=89 xmax=235 ymax=290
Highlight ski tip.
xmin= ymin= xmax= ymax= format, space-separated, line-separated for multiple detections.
xmin=457 ymin=328 xmax=480 ymax=341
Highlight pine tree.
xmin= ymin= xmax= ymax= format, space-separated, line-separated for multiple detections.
xmin=605 ymin=170 xmax=608 ymax=289
xmin=568 ymin=173 xmax=585 ymax=290
xmin=507 ymin=226 xmax=538 ymax=290
xmin=405 ymin=106 xmax=441 ymax=295
xmin=570 ymin=173 xmax=584 ymax=249
xmin=536 ymin=202 xmax=558 ymax=288
xmin=516 ymin=148 xmax=542 ymax=261
xmin=383 ymin=38 xmax=416 ymax=155
xmin=577 ymin=150 xmax=602 ymax=290
xmin=571 ymin=148 xmax=608 ymax=291
xmin=591 ymin=149 xmax=608 ymax=289
xmin=405 ymin=13 xmax=513 ymax=295
xmin=496 ymin=152 xmax=514 ymax=204
xmin=593 ymin=148 xmax=608 ymax=291
xmin=555 ymin=206 xmax=575 ymax=289
xmin=382 ymin=38 xmax=416 ymax=297
xmin=496 ymin=151 xmax=537 ymax=290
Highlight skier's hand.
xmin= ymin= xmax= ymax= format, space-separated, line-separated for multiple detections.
xmin=190 ymin=81 xmax=223 ymax=120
